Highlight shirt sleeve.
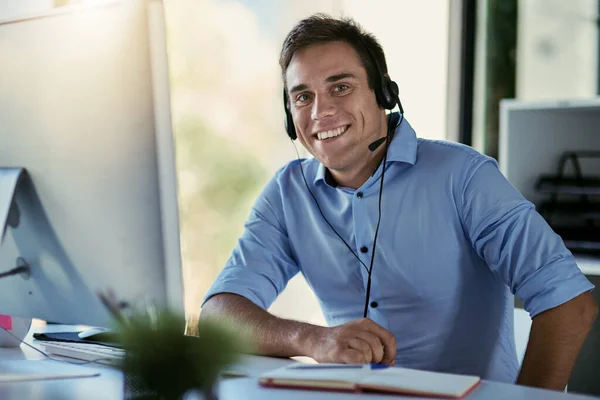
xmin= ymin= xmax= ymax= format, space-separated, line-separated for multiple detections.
xmin=459 ymin=156 xmax=594 ymax=318
xmin=201 ymin=171 xmax=299 ymax=310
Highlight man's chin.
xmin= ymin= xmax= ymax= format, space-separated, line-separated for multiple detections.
xmin=313 ymin=148 xmax=349 ymax=166
xmin=319 ymin=159 xmax=352 ymax=174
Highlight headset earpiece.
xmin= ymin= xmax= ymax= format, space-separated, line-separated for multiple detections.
xmin=285 ymin=109 xmax=296 ymax=140
xmin=377 ymin=75 xmax=399 ymax=110
xmin=388 ymin=80 xmax=399 ymax=103
xmin=283 ymin=89 xmax=297 ymax=140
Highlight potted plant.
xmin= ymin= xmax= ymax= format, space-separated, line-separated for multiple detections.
xmin=116 ymin=308 xmax=245 ymax=400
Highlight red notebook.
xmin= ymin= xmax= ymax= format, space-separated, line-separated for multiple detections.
xmin=259 ymin=363 xmax=481 ymax=398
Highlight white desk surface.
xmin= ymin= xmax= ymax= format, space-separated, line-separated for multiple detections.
xmin=0 ymin=325 xmax=597 ymax=400
xmin=576 ymin=255 xmax=600 ymax=276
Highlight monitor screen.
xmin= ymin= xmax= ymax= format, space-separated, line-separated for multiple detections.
xmin=0 ymin=0 xmax=183 ymax=328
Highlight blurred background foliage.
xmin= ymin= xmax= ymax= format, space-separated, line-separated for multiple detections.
xmin=164 ymin=0 xmax=290 ymax=324
xmin=174 ymin=116 xmax=266 ymax=297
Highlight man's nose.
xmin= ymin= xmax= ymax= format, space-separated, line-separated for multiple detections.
xmin=311 ymin=95 xmax=336 ymax=121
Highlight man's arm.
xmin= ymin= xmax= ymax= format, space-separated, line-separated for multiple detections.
xmin=517 ymin=291 xmax=598 ymax=390
xmin=459 ymin=158 xmax=596 ymax=388
xmin=200 ymin=293 xmax=397 ymax=365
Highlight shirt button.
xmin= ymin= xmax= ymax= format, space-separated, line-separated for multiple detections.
xmin=356 ymin=191 xmax=363 ymax=199
xmin=370 ymin=301 xmax=378 ymax=308
xmin=360 ymin=246 xmax=368 ymax=253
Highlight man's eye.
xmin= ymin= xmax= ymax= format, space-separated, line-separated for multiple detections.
xmin=296 ymin=93 xmax=311 ymax=103
xmin=334 ymin=84 xmax=349 ymax=92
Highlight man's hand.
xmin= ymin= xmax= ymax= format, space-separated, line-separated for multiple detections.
xmin=307 ymin=318 xmax=397 ymax=365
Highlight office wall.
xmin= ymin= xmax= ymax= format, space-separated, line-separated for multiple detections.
xmin=516 ymin=0 xmax=598 ymax=100
xmin=0 ymin=1 xmax=53 ymax=19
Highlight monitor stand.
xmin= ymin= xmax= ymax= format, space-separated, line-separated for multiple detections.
xmin=0 ymin=168 xmax=121 ymax=341
xmin=0 ymin=168 xmax=32 ymax=347
xmin=0 ymin=168 xmax=31 ymax=281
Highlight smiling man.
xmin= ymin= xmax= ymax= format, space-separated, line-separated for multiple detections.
xmin=200 ymin=14 xmax=597 ymax=390
xmin=285 ymin=43 xmax=387 ymax=189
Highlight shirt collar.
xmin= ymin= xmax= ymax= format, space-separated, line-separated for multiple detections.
xmin=314 ymin=113 xmax=417 ymax=186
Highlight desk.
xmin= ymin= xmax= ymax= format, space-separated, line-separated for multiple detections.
xmin=0 ymin=326 xmax=597 ymax=400
xmin=0 ymin=336 xmax=121 ymax=399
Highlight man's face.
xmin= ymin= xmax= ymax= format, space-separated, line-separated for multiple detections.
xmin=285 ymin=41 xmax=386 ymax=173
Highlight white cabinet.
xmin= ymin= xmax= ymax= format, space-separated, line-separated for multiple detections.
xmin=499 ymin=98 xmax=600 ymax=275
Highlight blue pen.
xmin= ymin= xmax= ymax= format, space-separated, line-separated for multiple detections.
xmin=369 ymin=363 xmax=389 ymax=370
xmin=291 ymin=363 xmax=389 ymax=370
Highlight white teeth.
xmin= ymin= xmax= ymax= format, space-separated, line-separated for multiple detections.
xmin=317 ymin=125 xmax=347 ymax=140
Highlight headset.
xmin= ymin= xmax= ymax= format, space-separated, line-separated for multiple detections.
xmin=284 ymin=56 xmax=403 ymax=140
xmin=284 ymin=38 xmax=404 ymax=319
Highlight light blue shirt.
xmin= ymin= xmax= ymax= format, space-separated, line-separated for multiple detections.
xmin=203 ymin=114 xmax=594 ymax=383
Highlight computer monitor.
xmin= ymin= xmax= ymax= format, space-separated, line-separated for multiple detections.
xmin=0 ymin=0 xmax=183 ymax=328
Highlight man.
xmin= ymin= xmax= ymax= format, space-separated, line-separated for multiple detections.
xmin=201 ymin=14 xmax=597 ymax=390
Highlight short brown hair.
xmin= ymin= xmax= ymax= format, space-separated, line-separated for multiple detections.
xmin=279 ymin=14 xmax=388 ymax=92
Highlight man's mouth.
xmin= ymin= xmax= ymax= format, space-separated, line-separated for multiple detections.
xmin=315 ymin=125 xmax=350 ymax=141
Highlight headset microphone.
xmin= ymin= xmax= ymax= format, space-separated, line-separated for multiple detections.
xmin=368 ymin=137 xmax=387 ymax=152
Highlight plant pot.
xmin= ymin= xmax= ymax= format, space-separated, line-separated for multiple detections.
xmin=123 ymin=372 xmax=218 ymax=400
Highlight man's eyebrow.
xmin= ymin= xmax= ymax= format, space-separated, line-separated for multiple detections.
xmin=325 ymin=73 xmax=356 ymax=83
xmin=289 ymin=83 xmax=308 ymax=94
xmin=288 ymin=73 xmax=357 ymax=94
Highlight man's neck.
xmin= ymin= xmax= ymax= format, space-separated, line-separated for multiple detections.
xmin=329 ymin=146 xmax=386 ymax=189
